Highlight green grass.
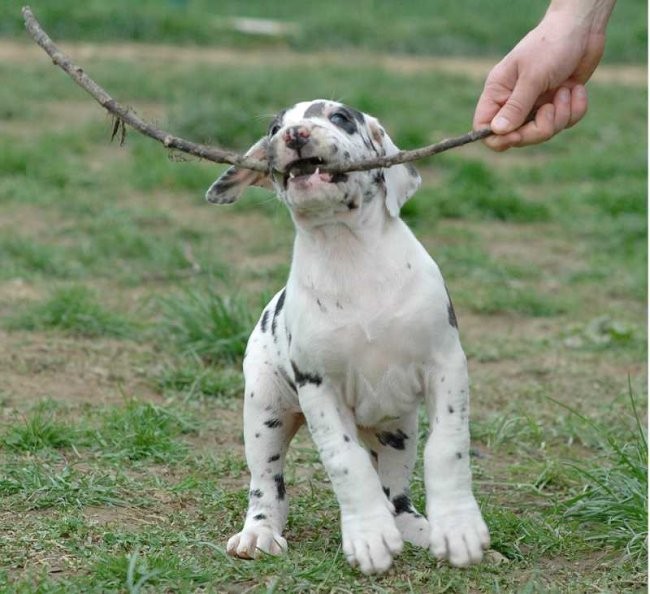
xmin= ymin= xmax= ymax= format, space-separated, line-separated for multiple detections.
xmin=0 ymin=460 xmax=132 ymax=510
xmin=5 ymin=285 xmax=135 ymax=338
xmin=96 ymin=399 xmax=195 ymax=462
xmin=0 ymin=7 xmax=646 ymax=592
xmin=1 ymin=410 xmax=78 ymax=452
xmin=562 ymin=391 xmax=648 ymax=564
xmin=1 ymin=0 xmax=646 ymax=61
xmin=159 ymin=289 xmax=254 ymax=364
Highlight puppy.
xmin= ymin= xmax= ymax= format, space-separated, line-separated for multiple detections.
xmin=206 ymin=100 xmax=489 ymax=575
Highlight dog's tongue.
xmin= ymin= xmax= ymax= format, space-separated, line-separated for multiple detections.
xmin=308 ymin=167 xmax=332 ymax=183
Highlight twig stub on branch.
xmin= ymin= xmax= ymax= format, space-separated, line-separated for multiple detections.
xmin=21 ymin=5 xmax=493 ymax=174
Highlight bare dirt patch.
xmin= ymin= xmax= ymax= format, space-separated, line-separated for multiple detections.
xmin=1 ymin=40 xmax=645 ymax=87
xmin=0 ymin=331 xmax=161 ymax=410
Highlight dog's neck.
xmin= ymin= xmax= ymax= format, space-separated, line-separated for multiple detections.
xmin=288 ymin=205 xmax=412 ymax=303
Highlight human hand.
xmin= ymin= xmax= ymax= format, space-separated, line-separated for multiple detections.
xmin=474 ymin=1 xmax=614 ymax=151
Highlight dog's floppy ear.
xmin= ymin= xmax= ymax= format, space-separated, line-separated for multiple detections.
xmin=367 ymin=118 xmax=421 ymax=217
xmin=205 ymin=137 xmax=272 ymax=204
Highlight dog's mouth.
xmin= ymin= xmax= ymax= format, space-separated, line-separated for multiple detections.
xmin=277 ymin=157 xmax=348 ymax=189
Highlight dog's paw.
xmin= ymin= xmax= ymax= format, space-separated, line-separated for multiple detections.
xmin=226 ymin=527 xmax=288 ymax=559
xmin=395 ymin=512 xmax=430 ymax=548
xmin=428 ymin=497 xmax=490 ymax=567
xmin=342 ymin=508 xmax=403 ymax=575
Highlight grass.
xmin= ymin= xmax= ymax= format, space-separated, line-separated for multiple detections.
xmin=4 ymin=285 xmax=135 ymax=338
xmin=562 ymin=390 xmax=648 ymax=564
xmin=0 ymin=1 xmax=646 ymax=61
xmin=96 ymin=398 xmax=195 ymax=462
xmin=159 ymin=289 xmax=254 ymax=364
xmin=0 ymin=5 xmax=646 ymax=592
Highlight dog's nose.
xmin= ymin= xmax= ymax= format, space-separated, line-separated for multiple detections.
xmin=283 ymin=126 xmax=310 ymax=150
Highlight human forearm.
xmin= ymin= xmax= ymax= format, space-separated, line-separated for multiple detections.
xmin=546 ymin=0 xmax=616 ymax=33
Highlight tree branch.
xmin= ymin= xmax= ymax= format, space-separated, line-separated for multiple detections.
xmin=22 ymin=5 xmax=493 ymax=175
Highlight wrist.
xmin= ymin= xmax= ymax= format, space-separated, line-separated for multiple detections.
xmin=546 ymin=0 xmax=615 ymax=33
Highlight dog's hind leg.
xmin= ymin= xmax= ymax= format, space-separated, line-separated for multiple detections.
xmin=362 ymin=411 xmax=430 ymax=548
xmin=226 ymin=363 xmax=302 ymax=559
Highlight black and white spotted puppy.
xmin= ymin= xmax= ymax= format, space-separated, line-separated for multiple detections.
xmin=206 ymin=100 xmax=490 ymax=575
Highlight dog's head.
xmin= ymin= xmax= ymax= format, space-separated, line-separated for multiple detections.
xmin=205 ymin=100 xmax=421 ymax=221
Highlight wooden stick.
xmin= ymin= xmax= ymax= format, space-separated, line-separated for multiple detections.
xmin=22 ymin=5 xmax=493 ymax=174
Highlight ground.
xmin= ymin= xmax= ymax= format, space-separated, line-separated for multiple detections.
xmin=0 ymin=4 xmax=647 ymax=592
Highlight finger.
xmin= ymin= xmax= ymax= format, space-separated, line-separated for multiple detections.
xmin=473 ymin=90 xmax=502 ymax=130
xmin=509 ymin=102 xmax=557 ymax=147
xmin=568 ymin=84 xmax=588 ymax=128
xmin=491 ymin=74 xmax=546 ymax=134
xmin=483 ymin=130 xmax=522 ymax=152
xmin=473 ymin=63 xmax=518 ymax=130
xmin=552 ymin=87 xmax=572 ymax=134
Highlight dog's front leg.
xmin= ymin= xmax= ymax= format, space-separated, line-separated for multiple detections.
xmin=423 ymin=345 xmax=490 ymax=566
xmin=297 ymin=378 xmax=403 ymax=575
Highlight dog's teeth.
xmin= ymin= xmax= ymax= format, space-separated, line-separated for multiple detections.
xmin=289 ymin=171 xmax=295 ymax=178
xmin=315 ymin=167 xmax=320 ymax=175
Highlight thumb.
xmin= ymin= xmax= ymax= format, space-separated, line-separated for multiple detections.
xmin=491 ymin=75 xmax=545 ymax=134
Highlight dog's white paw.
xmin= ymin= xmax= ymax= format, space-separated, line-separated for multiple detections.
xmin=395 ymin=513 xmax=430 ymax=548
xmin=342 ymin=508 xmax=403 ymax=575
xmin=226 ymin=527 xmax=288 ymax=559
xmin=428 ymin=497 xmax=490 ymax=567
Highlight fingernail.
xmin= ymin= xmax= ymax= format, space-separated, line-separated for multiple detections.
xmin=492 ymin=116 xmax=510 ymax=133
xmin=559 ymin=88 xmax=570 ymax=103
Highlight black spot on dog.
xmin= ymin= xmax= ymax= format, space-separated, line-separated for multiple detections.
xmin=343 ymin=150 xmax=351 ymax=160
xmin=249 ymin=392 xmax=255 ymax=399
xmin=406 ymin=262 xmax=412 ymax=270
xmin=267 ymin=109 xmax=287 ymax=136
xmin=343 ymin=435 xmax=350 ymax=442
xmin=303 ymin=101 xmax=328 ymax=119
xmin=448 ymin=405 xmax=455 ymax=414
xmin=370 ymin=450 xmax=378 ymax=462
xmin=456 ymin=452 xmax=463 ymax=459
xmin=383 ymin=486 xmax=391 ymax=499
xmin=406 ymin=163 xmax=419 ymax=178
xmin=291 ymin=360 xmax=323 ymax=387
xmin=445 ymin=285 xmax=458 ymax=328
xmin=260 ymin=310 xmax=270 ymax=333
xmin=265 ymin=418 xmax=283 ymax=428
xmin=250 ymin=489 xmax=263 ymax=498
xmin=255 ymin=432 xmax=260 ymax=438
xmin=332 ymin=172 xmax=349 ymax=184
xmin=316 ymin=298 xmax=327 ymax=313
xmin=253 ymin=513 xmax=267 ymax=521
xmin=279 ymin=367 xmax=297 ymax=394
xmin=346 ymin=199 xmax=358 ymax=210
xmin=376 ymin=429 xmax=409 ymax=450
xmin=392 ymin=494 xmax=412 ymax=515
xmin=274 ymin=474 xmax=286 ymax=500
xmin=347 ymin=106 xmax=366 ymax=124
xmin=336 ymin=301 xmax=343 ymax=310
xmin=268 ymin=454 xmax=280 ymax=463
xmin=329 ymin=106 xmax=360 ymax=135
xmin=272 ymin=288 xmax=286 ymax=337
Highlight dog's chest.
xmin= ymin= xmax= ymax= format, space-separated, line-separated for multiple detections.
xmin=286 ymin=263 xmax=444 ymax=425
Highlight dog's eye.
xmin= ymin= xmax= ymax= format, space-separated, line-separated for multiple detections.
xmin=269 ymin=123 xmax=281 ymax=137
xmin=329 ymin=111 xmax=357 ymax=135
